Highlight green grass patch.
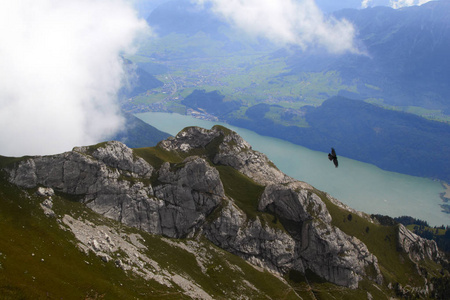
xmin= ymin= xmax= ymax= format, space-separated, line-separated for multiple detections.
xmin=0 ymin=176 xmax=177 ymax=299
xmin=309 ymin=280 xmax=390 ymax=300
xmin=365 ymin=99 xmax=450 ymax=123
xmin=215 ymin=165 xmax=286 ymax=232
xmin=264 ymin=106 xmax=309 ymax=127
xmin=286 ymin=270 xmax=392 ymax=299
xmin=216 ymin=165 xmax=264 ymax=220
xmin=0 ymin=155 xmax=29 ymax=169
xmin=134 ymin=146 xmax=184 ymax=169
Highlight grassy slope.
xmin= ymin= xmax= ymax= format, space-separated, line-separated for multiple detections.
xmin=0 ymin=150 xmax=303 ymax=299
xmin=0 ymin=170 xmax=303 ymax=299
xmin=0 ymin=175 xmax=169 ymax=299
xmin=134 ymin=133 xmax=450 ymax=297
xmin=1 ymin=134 xmax=447 ymax=299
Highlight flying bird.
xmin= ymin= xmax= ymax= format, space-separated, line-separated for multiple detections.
xmin=328 ymin=148 xmax=338 ymax=168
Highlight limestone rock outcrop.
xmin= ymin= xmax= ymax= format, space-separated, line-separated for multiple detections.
xmin=397 ymin=224 xmax=443 ymax=262
xmin=76 ymin=141 xmax=153 ymax=178
xmin=159 ymin=126 xmax=292 ymax=185
xmin=3 ymin=126 xmax=443 ymax=289
xmin=204 ymin=199 xmax=298 ymax=274
xmin=153 ymin=156 xmax=224 ymax=237
xmin=6 ymin=141 xmax=224 ymax=238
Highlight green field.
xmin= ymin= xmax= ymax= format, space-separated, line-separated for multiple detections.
xmin=126 ymin=31 xmax=450 ymax=126
xmin=125 ymin=32 xmax=357 ymax=112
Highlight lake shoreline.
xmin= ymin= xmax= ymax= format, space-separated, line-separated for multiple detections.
xmin=440 ymin=182 xmax=450 ymax=201
xmin=440 ymin=182 xmax=450 ymax=215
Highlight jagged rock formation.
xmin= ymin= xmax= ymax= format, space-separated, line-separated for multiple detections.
xmin=204 ymin=199 xmax=298 ymax=273
xmin=3 ymin=126 xmax=444 ymax=290
xmin=258 ymin=183 xmax=382 ymax=287
xmin=159 ymin=126 xmax=291 ymax=185
xmin=397 ymin=224 xmax=442 ymax=262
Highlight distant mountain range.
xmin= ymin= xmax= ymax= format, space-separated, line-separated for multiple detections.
xmin=315 ymin=0 xmax=389 ymax=12
xmin=284 ymin=0 xmax=450 ymax=111
xmin=147 ymin=0 xmax=226 ymax=38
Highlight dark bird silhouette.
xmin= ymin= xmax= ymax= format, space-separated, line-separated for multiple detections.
xmin=328 ymin=148 xmax=338 ymax=168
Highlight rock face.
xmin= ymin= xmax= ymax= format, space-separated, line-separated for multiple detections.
xmin=3 ymin=127 xmax=443 ymax=289
xmin=397 ymin=224 xmax=443 ymax=262
xmin=159 ymin=126 xmax=292 ymax=186
xmin=258 ymin=183 xmax=382 ymax=287
xmin=6 ymin=141 xmax=223 ymax=238
xmin=153 ymin=157 xmax=223 ymax=237
xmin=204 ymin=199 xmax=298 ymax=274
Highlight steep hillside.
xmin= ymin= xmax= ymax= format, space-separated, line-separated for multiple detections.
xmin=1 ymin=126 xmax=448 ymax=298
xmin=119 ymin=59 xmax=164 ymax=99
xmin=0 ymin=174 xmax=298 ymax=299
xmin=110 ymin=112 xmax=171 ymax=149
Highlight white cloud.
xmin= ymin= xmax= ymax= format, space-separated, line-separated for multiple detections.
xmin=390 ymin=0 xmax=432 ymax=9
xmin=194 ymin=0 xmax=360 ymax=54
xmin=0 ymin=0 xmax=148 ymax=156
xmin=361 ymin=0 xmax=373 ymax=8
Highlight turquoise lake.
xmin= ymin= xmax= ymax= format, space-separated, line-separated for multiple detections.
xmin=136 ymin=112 xmax=449 ymax=227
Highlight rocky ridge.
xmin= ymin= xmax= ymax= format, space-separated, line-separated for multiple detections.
xmin=3 ymin=126 xmax=444 ymax=291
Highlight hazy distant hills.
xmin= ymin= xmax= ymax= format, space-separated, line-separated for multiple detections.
xmin=286 ymin=1 xmax=450 ymax=111
xmin=120 ymin=59 xmax=163 ymax=99
xmin=315 ymin=0 xmax=390 ymax=12
xmin=147 ymin=0 xmax=226 ymax=38
xmin=110 ymin=113 xmax=170 ymax=148
xmin=145 ymin=0 xmax=275 ymax=58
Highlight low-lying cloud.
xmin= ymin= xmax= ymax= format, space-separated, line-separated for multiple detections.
xmin=194 ymin=0 xmax=360 ymax=54
xmin=361 ymin=0 xmax=432 ymax=9
xmin=389 ymin=0 xmax=432 ymax=9
xmin=0 ymin=0 xmax=148 ymax=156
xmin=361 ymin=0 xmax=373 ymax=8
